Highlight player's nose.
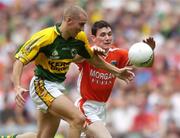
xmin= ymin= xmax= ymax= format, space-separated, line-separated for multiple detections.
xmin=105 ymin=34 xmax=111 ymax=39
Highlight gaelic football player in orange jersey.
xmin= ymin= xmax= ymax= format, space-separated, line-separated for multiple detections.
xmin=75 ymin=20 xmax=155 ymax=138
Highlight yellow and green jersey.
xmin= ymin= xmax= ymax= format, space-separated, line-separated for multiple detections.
xmin=15 ymin=24 xmax=93 ymax=82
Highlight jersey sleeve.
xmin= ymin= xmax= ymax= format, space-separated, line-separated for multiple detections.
xmin=117 ymin=49 xmax=129 ymax=68
xmin=75 ymin=60 xmax=87 ymax=71
xmin=15 ymin=27 xmax=55 ymax=65
xmin=75 ymin=31 xmax=93 ymax=59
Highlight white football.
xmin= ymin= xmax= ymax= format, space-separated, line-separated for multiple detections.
xmin=128 ymin=42 xmax=153 ymax=67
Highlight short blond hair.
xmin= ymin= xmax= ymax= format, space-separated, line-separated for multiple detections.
xmin=63 ymin=5 xmax=87 ymax=20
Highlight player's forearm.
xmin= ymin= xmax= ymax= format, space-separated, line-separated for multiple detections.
xmin=88 ymin=54 xmax=120 ymax=76
xmin=12 ymin=60 xmax=24 ymax=88
xmin=72 ymin=55 xmax=85 ymax=63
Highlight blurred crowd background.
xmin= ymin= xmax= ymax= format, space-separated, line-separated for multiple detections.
xmin=0 ymin=0 xmax=180 ymax=138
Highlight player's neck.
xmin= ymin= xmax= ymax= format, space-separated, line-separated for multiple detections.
xmin=59 ymin=24 xmax=71 ymax=40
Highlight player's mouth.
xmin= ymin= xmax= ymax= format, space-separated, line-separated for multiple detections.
xmin=104 ymin=42 xmax=111 ymax=45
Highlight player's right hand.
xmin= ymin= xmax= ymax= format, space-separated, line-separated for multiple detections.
xmin=15 ymin=86 xmax=29 ymax=108
xmin=92 ymin=45 xmax=107 ymax=56
xmin=116 ymin=67 xmax=135 ymax=84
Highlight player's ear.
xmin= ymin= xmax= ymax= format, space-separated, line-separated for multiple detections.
xmin=66 ymin=16 xmax=73 ymax=24
xmin=91 ymin=35 xmax=96 ymax=42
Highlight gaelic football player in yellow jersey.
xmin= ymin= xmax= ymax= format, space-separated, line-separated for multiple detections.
xmin=3 ymin=5 xmax=135 ymax=138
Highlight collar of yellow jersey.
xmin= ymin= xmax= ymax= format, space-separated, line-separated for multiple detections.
xmin=54 ymin=23 xmax=62 ymax=36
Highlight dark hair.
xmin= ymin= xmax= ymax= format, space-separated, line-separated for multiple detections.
xmin=91 ymin=20 xmax=112 ymax=36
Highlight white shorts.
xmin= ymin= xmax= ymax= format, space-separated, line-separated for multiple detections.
xmin=75 ymin=98 xmax=106 ymax=125
xmin=29 ymin=76 xmax=65 ymax=113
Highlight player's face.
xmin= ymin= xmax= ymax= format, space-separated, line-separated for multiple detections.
xmin=68 ymin=14 xmax=87 ymax=37
xmin=92 ymin=27 xmax=113 ymax=50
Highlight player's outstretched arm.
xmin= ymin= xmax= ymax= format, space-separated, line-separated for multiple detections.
xmin=87 ymin=54 xmax=135 ymax=83
xmin=72 ymin=45 xmax=106 ymax=63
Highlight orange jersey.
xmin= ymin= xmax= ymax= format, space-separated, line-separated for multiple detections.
xmin=77 ymin=47 xmax=128 ymax=102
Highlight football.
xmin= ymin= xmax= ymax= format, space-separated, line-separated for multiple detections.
xmin=128 ymin=42 xmax=153 ymax=67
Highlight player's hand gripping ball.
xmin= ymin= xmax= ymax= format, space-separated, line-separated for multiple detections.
xmin=128 ymin=42 xmax=153 ymax=67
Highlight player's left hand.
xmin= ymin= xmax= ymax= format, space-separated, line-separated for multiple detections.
xmin=116 ymin=67 xmax=135 ymax=84
xmin=15 ymin=86 xmax=29 ymax=108
xmin=92 ymin=45 xmax=107 ymax=56
xmin=143 ymin=37 xmax=156 ymax=50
